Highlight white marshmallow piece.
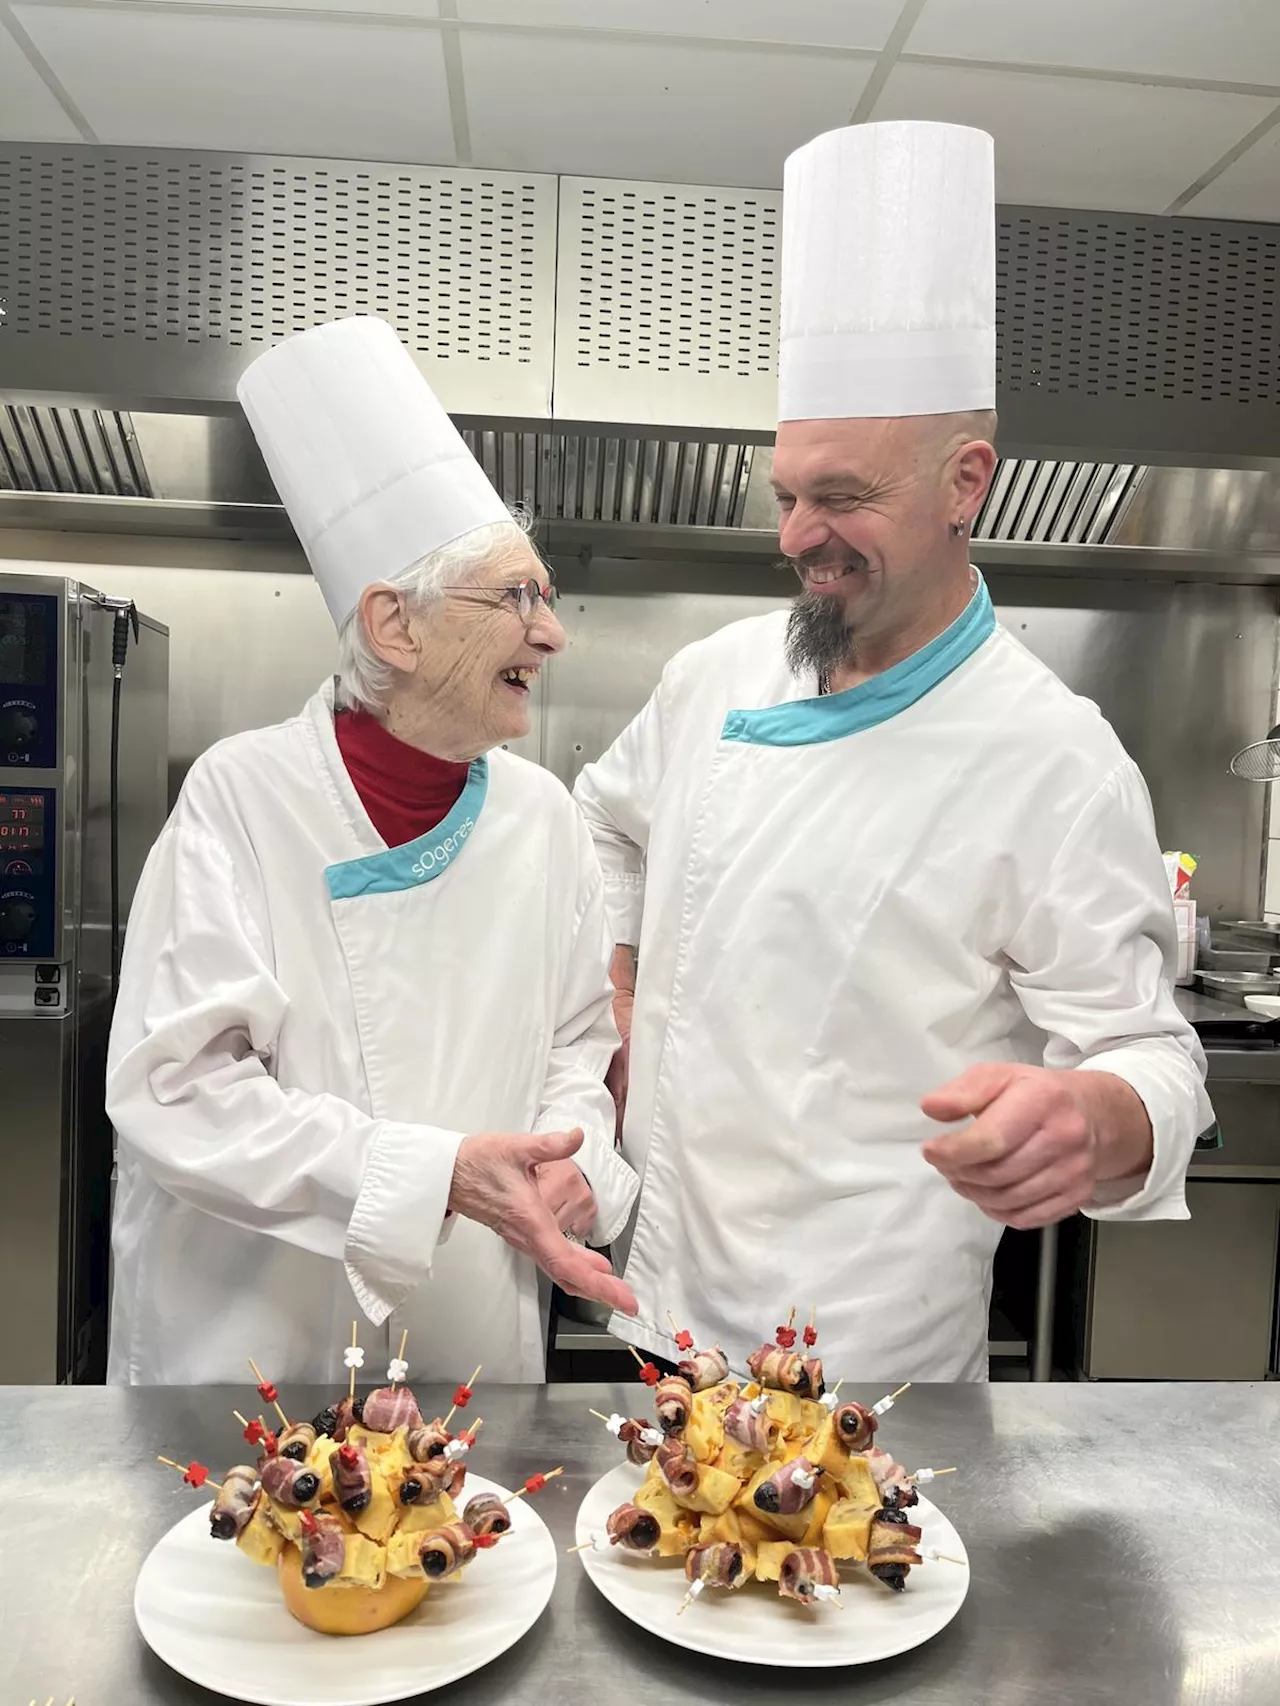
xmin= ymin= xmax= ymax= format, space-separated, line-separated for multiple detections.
xmin=386 ymin=1357 xmax=409 ymax=1383
xmin=871 ymin=1395 xmax=894 ymax=1417
xmin=343 ymin=1345 xmax=365 ymax=1371
xmin=812 ymin=1583 xmax=842 ymax=1604
xmin=443 ymin=1437 xmax=471 ymax=1463
xmin=792 ymin=1466 xmax=818 ymax=1491
xmin=640 ymin=1427 xmax=663 ymax=1447
xmin=605 ymin=1413 xmax=627 ymax=1437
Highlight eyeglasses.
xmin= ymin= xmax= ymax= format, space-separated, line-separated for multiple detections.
xmin=441 ymin=578 xmax=558 ymax=625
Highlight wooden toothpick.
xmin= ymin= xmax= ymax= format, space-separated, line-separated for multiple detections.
xmin=156 ymin=1456 xmax=222 ymax=1493
xmin=444 ymin=1363 xmax=483 ymax=1429
xmin=349 ymin=1321 xmax=359 ymax=1402
xmin=566 ymin=1538 xmax=597 ymax=1554
xmin=247 ymin=1356 xmax=289 ymax=1429
xmin=589 ymin=1408 xmax=612 ymax=1424
xmin=505 ymin=1466 xmax=564 ymax=1503
xmin=889 ymin=1381 xmax=912 ymax=1402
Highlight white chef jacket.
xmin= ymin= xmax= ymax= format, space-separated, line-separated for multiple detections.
xmin=107 ymin=682 xmax=638 ymax=1385
xmin=573 ymin=577 xmax=1211 ymax=1383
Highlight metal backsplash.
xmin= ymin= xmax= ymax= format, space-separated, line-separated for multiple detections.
xmin=2 ymin=144 xmax=1279 ymax=466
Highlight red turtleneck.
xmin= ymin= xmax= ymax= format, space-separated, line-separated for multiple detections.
xmin=334 ymin=707 xmax=469 ymax=849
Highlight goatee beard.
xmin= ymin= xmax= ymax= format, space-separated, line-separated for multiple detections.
xmin=785 ymin=588 xmax=855 ymax=683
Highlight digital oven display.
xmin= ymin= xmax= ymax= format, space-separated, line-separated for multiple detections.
xmin=0 ymin=793 xmax=45 ymax=851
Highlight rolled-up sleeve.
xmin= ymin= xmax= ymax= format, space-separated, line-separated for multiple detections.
xmin=1005 ymin=760 xmax=1213 ymax=1222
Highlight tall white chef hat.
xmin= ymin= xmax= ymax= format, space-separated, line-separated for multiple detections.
xmin=778 ymin=120 xmax=996 ymax=422
xmin=236 ymin=316 xmax=511 ymax=627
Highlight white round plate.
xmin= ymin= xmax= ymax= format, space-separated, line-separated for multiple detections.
xmin=135 ymin=1473 xmax=556 ymax=1705
xmin=575 ymin=1462 xmax=968 ymax=1668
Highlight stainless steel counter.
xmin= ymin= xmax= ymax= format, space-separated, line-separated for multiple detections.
xmin=7 ymin=1382 xmax=1280 ymax=1703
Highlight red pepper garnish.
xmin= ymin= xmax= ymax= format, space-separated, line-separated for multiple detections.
xmin=775 ymin=1326 xmax=797 ymax=1349
xmin=638 ymin=1361 xmax=660 ymax=1387
xmin=242 ymin=1418 xmax=265 ymax=1445
xmin=460 ymin=1429 xmax=478 ymax=1448
xmin=183 ymin=1461 xmax=209 ymax=1488
xmin=299 ymin=1509 xmax=319 ymax=1536
xmin=802 ymin=1325 xmax=817 ymax=1348
xmin=673 ymin=1329 xmax=694 ymax=1352
xmin=256 ymin=1380 xmax=278 ymax=1405
xmin=523 ymin=1474 xmax=547 ymax=1495
xmin=472 ymin=1531 xmax=500 ymax=1548
xmin=452 ymin=1383 xmax=473 ymax=1408
xmin=261 ymin=1429 xmax=279 ymax=1456
xmin=338 ymin=1444 xmax=359 ymax=1469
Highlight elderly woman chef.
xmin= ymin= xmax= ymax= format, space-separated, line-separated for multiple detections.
xmin=107 ymin=316 xmax=638 ymax=1384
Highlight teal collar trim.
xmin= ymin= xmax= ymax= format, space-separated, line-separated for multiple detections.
xmin=325 ymin=757 xmax=489 ymax=900
xmin=721 ymin=576 xmax=996 ymax=748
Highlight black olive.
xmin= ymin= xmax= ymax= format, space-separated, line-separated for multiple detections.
xmin=726 ymin=1551 xmax=742 ymax=1582
xmin=879 ymin=1506 xmax=908 ymax=1525
xmin=293 ymin=1471 xmax=321 ymax=1503
xmin=871 ymin=1563 xmax=907 ymax=1591
xmin=340 ymin=1490 xmax=372 ymax=1513
xmin=426 ymin=1441 xmax=445 ymax=1458
xmin=753 ymin=1480 xmax=780 ymax=1514
xmin=632 ymin=1514 xmax=660 ymax=1549
xmin=658 ymin=1412 xmax=683 ymax=1437
xmin=399 ymin=1477 xmax=424 ymax=1505
xmin=421 ymin=1548 xmax=451 ymax=1578
xmin=302 ymin=1568 xmax=329 ymax=1590
xmin=810 ymin=1376 xmax=825 ymax=1400
xmin=209 ymin=1512 xmax=236 ymax=1541
xmin=351 ymin=1398 xmax=365 ymax=1423
xmin=312 ymin=1405 xmax=340 ymax=1438
xmin=280 ymin=1440 xmax=308 ymax=1462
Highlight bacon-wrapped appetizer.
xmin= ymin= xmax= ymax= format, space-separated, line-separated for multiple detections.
xmin=864 ymin=1445 xmax=910 ymax=1491
xmin=260 ymin=1454 xmax=322 ymax=1509
xmin=723 ymin=1395 xmax=776 ymax=1455
xmin=361 ymin=1384 xmax=423 ymax=1435
xmin=298 ymin=1510 xmax=348 ymax=1589
xmin=867 ymin=1510 xmax=923 ymax=1590
xmin=407 ymin=1419 xmax=453 ymax=1462
xmin=462 ymin=1492 xmax=512 ymax=1539
xmin=312 ymin=1395 xmax=364 ymax=1442
xmin=656 ymin=1436 xmax=700 ymax=1498
xmin=209 ymin=1465 xmax=259 ymax=1540
xmin=654 ymin=1374 xmax=694 ymax=1436
xmin=397 ymin=1454 xmax=466 ymax=1506
xmin=611 ymin=1416 xmax=663 ymax=1466
xmin=676 ymin=1345 xmax=729 ymax=1392
xmin=605 ymin=1502 xmax=662 ymax=1553
xmin=417 ymin=1522 xmax=478 ymax=1579
xmin=685 ymin=1541 xmax=746 ymax=1591
xmin=830 ymin=1400 xmax=877 ymax=1452
xmin=746 ymin=1345 xmax=825 ymax=1398
xmin=333 ymin=1442 xmax=373 ymax=1514
xmin=277 ymin=1420 xmax=318 ymax=1462
xmin=778 ymin=1546 xmax=840 ymax=1605
xmin=752 ymin=1455 xmax=824 ymax=1516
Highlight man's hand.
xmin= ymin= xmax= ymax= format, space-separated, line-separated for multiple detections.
xmin=449 ymin=1128 xmax=637 ymax=1314
xmin=920 ymin=1063 xmax=1153 ymax=1231
xmin=535 ymin=1157 xmax=597 ymax=1239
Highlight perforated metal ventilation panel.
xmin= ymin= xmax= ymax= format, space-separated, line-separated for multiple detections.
xmin=554 ymin=176 xmax=781 ymax=434
xmin=0 ymin=145 xmax=557 ymax=416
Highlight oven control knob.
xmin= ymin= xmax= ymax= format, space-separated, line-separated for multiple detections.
xmin=0 ymin=705 xmax=38 ymax=751
xmin=0 ymin=896 xmax=37 ymax=944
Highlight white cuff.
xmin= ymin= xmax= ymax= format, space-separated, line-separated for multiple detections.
xmin=569 ymin=1122 xmax=639 ymax=1247
xmin=601 ymin=873 xmax=645 ymax=949
xmin=1076 ymin=1048 xmax=1207 ymax=1223
xmin=344 ymin=1120 xmax=465 ymax=1323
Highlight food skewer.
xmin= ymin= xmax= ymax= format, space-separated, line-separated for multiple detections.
xmin=871 ymin=1381 xmax=911 ymax=1417
xmin=908 ymin=1466 xmax=957 ymax=1483
xmin=775 ymin=1307 xmax=797 ymax=1348
xmin=803 ymin=1305 xmax=818 ymax=1349
xmin=444 ymin=1417 xmax=484 ymax=1461
xmin=919 ymin=1547 xmax=967 ymax=1565
xmin=343 ymin=1321 xmax=364 ymax=1402
xmin=387 ymin=1328 xmax=410 ymax=1385
xmin=667 ymin=1309 xmax=694 ymax=1352
xmin=566 ymin=1537 xmax=597 ymax=1554
xmin=156 ymin=1455 xmax=221 ymax=1491
xmin=247 ymin=1357 xmax=289 ymax=1429
xmin=444 ymin=1363 xmax=483 ymax=1428
xmin=626 ymin=1344 xmax=661 ymax=1386
xmin=503 ymin=1466 xmax=564 ymax=1504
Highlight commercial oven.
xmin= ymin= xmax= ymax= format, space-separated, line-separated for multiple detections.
xmin=0 ymin=572 xmax=168 ymax=1382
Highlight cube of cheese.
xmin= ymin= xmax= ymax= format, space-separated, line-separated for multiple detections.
xmin=235 ymin=1493 xmax=284 ymax=1567
xmin=393 ymin=1490 xmax=457 ymax=1536
xmin=833 ymin=1456 xmax=881 ymax=1509
xmin=308 ymin=1435 xmax=340 ymax=1503
xmin=684 ymin=1393 xmax=726 ymax=1464
xmin=753 ymin=1540 xmax=796 ymax=1583
xmin=676 ymin=1463 xmax=742 ymax=1516
xmin=337 ymin=1533 xmax=386 ymax=1591
xmin=385 ymin=1530 xmax=427 ymax=1580
xmin=349 ymin=1465 xmax=399 ymax=1546
xmin=823 ymin=1497 xmax=877 ymax=1562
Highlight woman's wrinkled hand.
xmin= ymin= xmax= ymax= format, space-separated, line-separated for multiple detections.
xmin=449 ymin=1127 xmax=637 ymax=1314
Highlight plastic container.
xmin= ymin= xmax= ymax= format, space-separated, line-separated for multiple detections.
xmin=1174 ymin=898 xmax=1197 ymax=986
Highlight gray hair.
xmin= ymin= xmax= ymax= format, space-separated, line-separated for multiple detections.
xmin=335 ymin=516 xmax=534 ymax=713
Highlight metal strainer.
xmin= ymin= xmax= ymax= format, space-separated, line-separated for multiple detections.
xmin=1230 ymin=725 xmax=1280 ymax=781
